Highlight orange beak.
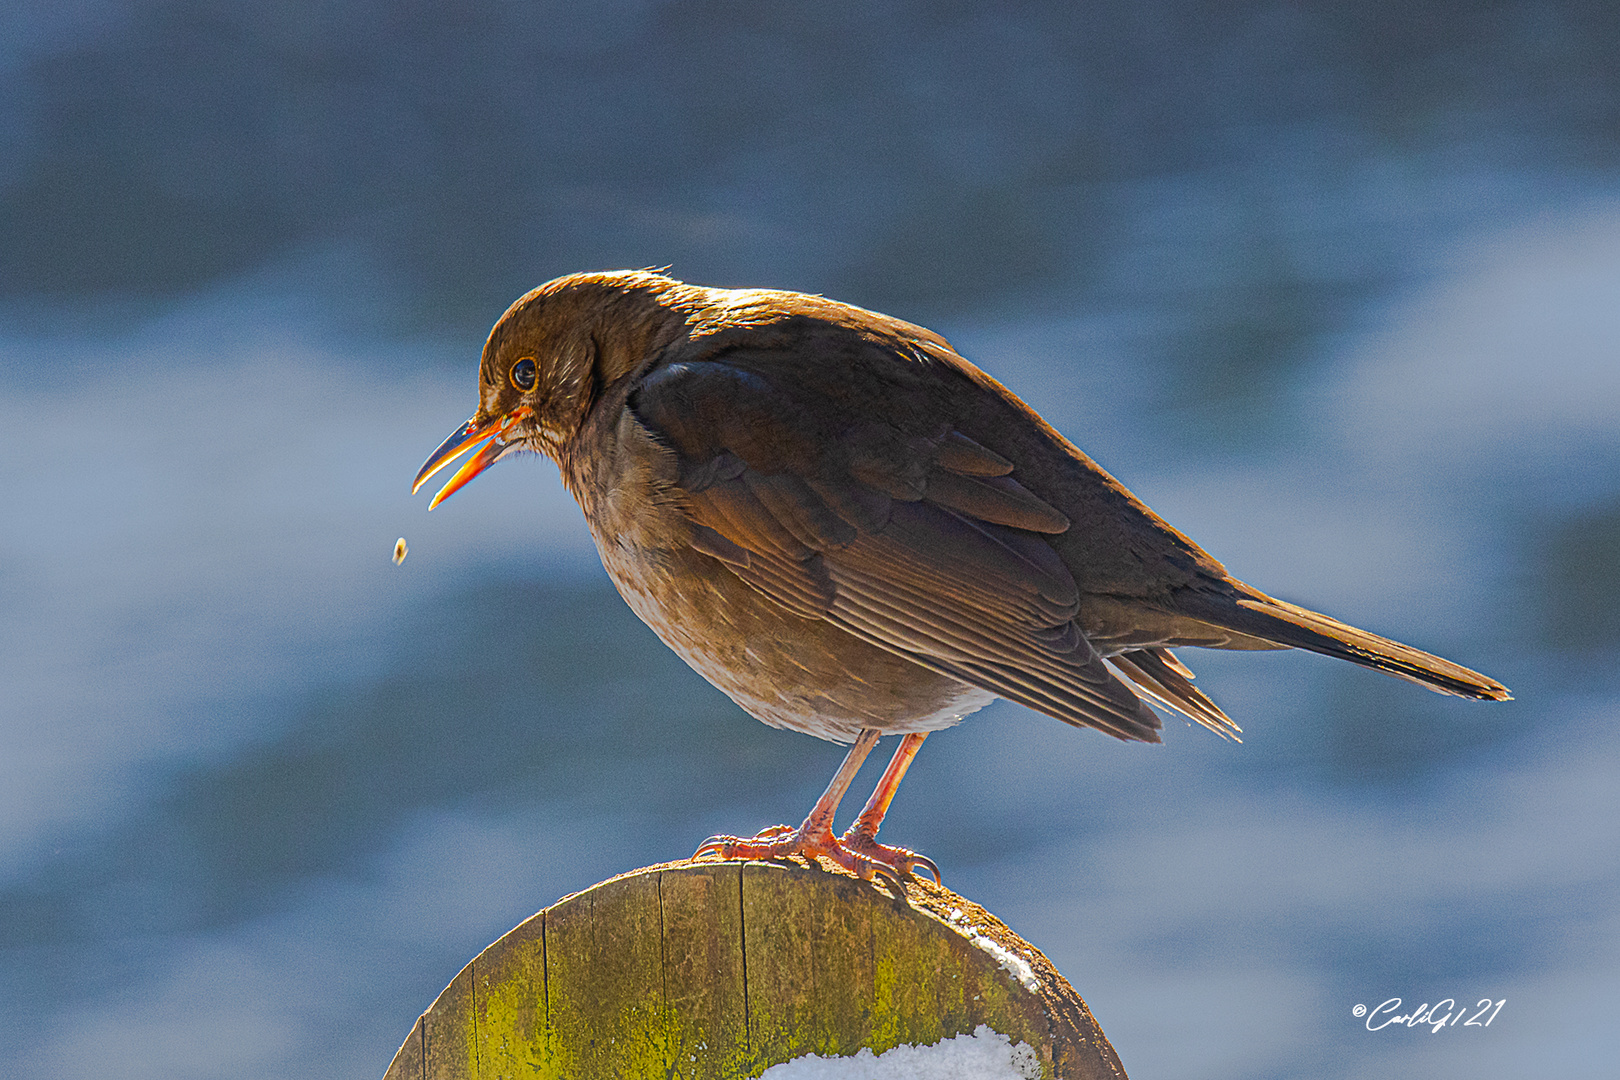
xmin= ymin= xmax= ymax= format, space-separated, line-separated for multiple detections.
xmin=412 ymin=405 xmax=534 ymax=509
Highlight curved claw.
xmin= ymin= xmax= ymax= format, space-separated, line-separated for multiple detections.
xmin=692 ymin=835 xmax=737 ymax=860
xmin=841 ymin=831 xmax=942 ymax=886
xmin=902 ymin=851 xmax=942 ymax=885
xmin=694 ymin=824 xmax=797 ymax=862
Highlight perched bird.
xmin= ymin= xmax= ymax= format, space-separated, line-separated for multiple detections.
xmin=414 ymin=270 xmax=1509 ymax=883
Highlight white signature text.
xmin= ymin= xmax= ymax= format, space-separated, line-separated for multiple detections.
xmin=1352 ymin=998 xmax=1505 ymax=1033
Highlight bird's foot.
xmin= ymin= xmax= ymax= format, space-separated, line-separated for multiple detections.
xmin=693 ymin=821 xmax=924 ymax=888
xmin=840 ymin=827 xmax=941 ymax=885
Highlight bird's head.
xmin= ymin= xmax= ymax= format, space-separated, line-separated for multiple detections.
xmin=413 ymin=269 xmax=696 ymax=508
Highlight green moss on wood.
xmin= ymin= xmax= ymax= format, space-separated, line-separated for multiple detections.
xmin=384 ymin=858 xmax=1128 ymax=1080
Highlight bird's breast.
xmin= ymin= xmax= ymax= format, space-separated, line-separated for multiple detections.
xmin=561 ymin=405 xmax=995 ymax=742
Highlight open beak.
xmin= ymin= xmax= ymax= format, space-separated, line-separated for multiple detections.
xmin=412 ymin=405 xmax=534 ymax=509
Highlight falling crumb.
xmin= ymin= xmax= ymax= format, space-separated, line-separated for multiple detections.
xmin=393 ymin=538 xmax=408 ymax=565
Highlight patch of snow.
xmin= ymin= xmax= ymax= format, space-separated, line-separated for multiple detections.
xmin=759 ymin=1026 xmax=1041 ymax=1079
xmin=967 ymin=932 xmax=1041 ymax=994
xmin=944 ymin=910 xmax=1042 ymax=994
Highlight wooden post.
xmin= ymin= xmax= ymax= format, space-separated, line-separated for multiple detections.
xmin=384 ymin=859 xmax=1128 ymax=1079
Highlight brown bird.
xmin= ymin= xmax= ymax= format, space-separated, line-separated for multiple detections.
xmin=414 ymin=270 xmax=1509 ymax=884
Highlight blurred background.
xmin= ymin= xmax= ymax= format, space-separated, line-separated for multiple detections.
xmin=2 ymin=2 xmax=1618 ymax=1077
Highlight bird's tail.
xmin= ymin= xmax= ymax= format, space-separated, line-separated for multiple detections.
xmin=1109 ymin=647 xmax=1244 ymax=740
xmin=1175 ymin=586 xmax=1511 ymax=702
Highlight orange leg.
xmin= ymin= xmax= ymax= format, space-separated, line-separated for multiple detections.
xmin=694 ymin=729 xmax=940 ymax=885
xmin=694 ymin=729 xmax=890 ymax=878
xmin=841 ymin=733 xmax=939 ymax=883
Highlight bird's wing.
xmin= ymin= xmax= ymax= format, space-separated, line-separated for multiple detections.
xmin=629 ymin=347 xmax=1162 ymax=742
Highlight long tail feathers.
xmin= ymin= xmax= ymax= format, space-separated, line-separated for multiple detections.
xmin=1177 ymin=588 xmax=1511 ymax=702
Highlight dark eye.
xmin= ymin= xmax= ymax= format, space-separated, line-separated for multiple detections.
xmin=509 ymin=357 xmax=537 ymax=392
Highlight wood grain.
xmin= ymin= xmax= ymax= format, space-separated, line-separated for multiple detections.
xmin=383 ymin=859 xmax=1128 ymax=1080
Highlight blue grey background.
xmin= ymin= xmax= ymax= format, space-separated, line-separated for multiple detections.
xmin=2 ymin=3 xmax=1617 ymax=1077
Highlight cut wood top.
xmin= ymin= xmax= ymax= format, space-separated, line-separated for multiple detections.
xmin=385 ymin=858 xmax=1128 ymax=1080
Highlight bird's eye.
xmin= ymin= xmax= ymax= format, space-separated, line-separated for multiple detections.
xmin=509 ymin=357 xmax=537 ymax=392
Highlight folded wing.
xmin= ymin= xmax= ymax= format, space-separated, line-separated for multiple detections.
xmin=632 ymin=353 xmax=1167 ymax=742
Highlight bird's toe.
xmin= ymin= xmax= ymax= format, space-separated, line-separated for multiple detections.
xmin=841 ymin=829 xmax=942 ymax=885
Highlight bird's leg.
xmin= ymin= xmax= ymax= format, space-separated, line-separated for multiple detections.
xmin=697 ymin=729 xmax=915 ymax=882
xmin=840 ymin=732 xmax=940 ymax=883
